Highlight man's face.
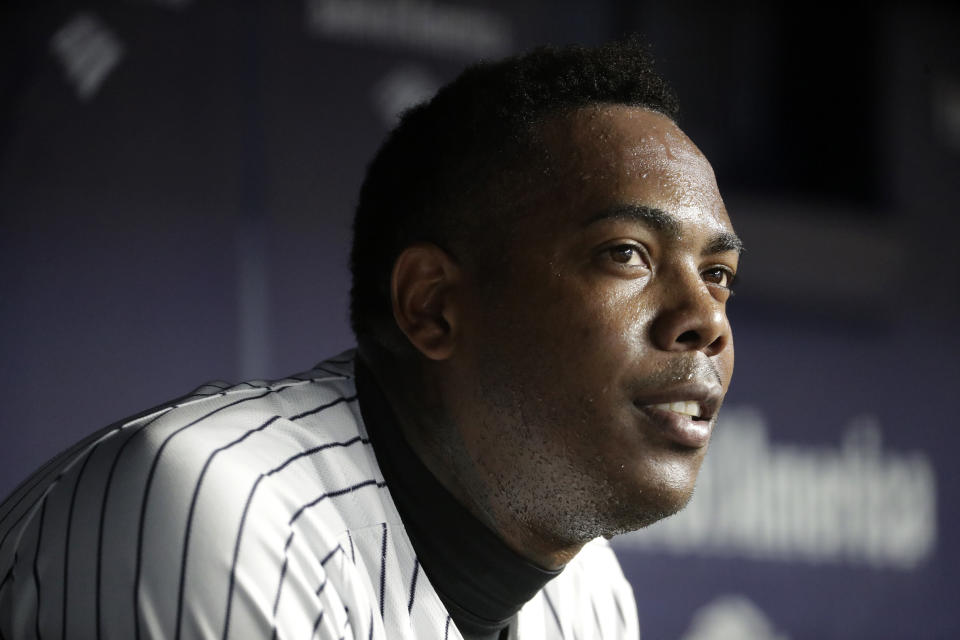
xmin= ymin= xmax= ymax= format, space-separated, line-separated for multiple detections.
xmin=442 ymin=105 xmax=740 ymax=546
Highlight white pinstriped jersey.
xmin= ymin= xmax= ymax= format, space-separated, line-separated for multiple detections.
xmin=0 ymin=352 xmax=640 ymax=639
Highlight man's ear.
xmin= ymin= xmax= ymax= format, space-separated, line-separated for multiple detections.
xmin=390 ymin=242 xmax=461 ymax=361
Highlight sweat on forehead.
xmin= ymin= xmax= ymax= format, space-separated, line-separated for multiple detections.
xmin=535 ymin=106 xmax=696 ymax=173
xmin=525 ymin=106 xmax=729 ymax=226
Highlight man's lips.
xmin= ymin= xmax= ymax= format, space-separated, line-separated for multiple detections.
xmin=632 ymin=382 xmax=723 ymax=448
xmin=650 ymin=400 xmax=703 ymax=418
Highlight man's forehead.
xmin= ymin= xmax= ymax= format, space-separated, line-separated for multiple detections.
xmin=560 ymin=105 xmax=710 ymax=175
xmin=529 ymin=104 xmax=732 ymax=232
xmin=542 ymin=104 xmax=682 ymax=150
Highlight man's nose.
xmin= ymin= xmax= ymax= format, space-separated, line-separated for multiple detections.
xmin=649 ymin=269 xmax=731 ymax=357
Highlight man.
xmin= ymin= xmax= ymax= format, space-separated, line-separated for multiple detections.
xmin=0 ymin=40 xmax=740 ymax=639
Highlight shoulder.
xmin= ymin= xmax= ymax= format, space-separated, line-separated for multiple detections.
xmin=0 ymin=351 xmax=397 ymax=639
xmin=0 ymin=353 xmax=368 ymax=545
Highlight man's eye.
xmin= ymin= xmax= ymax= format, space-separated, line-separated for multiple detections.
xmin=702 ymin=266 xmax=735 ymax=289
xmin=607 ymin=244 xmax=645 ymax=266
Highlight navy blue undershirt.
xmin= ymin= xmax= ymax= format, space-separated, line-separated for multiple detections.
xmin=356 ymin=360 xmax=561 ymax=639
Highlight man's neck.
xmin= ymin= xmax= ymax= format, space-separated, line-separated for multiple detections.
xmin=360 ymin=351 xmax=585 ymax=570
xmin=355 ymin=359 xmax=564 ymax=637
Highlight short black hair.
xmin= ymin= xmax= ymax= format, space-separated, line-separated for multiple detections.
xmin=349 ymin=38 xmax=679 ymax=354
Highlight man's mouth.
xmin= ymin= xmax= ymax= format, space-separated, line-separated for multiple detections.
xmin=650 ymin=401 xmax=704 ymax=420
xmin=636 ymin=399 xmax=714 ymax=447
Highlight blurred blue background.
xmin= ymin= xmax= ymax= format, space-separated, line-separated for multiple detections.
xmin=2 ymin=1 xmax=958 ymax=637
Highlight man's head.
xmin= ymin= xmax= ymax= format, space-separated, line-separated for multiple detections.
xmin=350 ymin=41 xmax=741 ymax=566
xmin=350 ymin=39 xmax=679 ymax=353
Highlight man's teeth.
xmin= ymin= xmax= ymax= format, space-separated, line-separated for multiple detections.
xmin=652 ymin=401 xmax=702 ymax=418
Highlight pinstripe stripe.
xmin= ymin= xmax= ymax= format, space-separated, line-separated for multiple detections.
xmin=31 ymin=498 xmax=47 ymax=640
xmin=271 ymin=531 xmax=295 ymax=619
xmin=591 ymin=597 xmax=604 ymax=638
xmin=320 ymin=545 xmax=344 ymax=567
xmin=311 ymin=609 xmax=325 ymax=637
xmin=0 ymin=561 xmax=13 ymax=596
xmin=378 ymin=523 xmax=387 ymax=619
xmin=613 ymin=594 xmax=626 ymax=628
xmin=290 ymin=394 xmax=357 ymax=421
xmin=543 ymin=590 xmax=564 ymax=638
xmin=61 ymin=438 xmax=103 ymax=640
xmin=312 ymin=366 xmax=352 ymax=379
xmin=287 ymin=367 xmax=349 ymax=384
xmin=444 ymin=615 xmax=451 ymax=640
xmin=221 ymin=478 xmax=260 ymax=640
xmin=287 ymin=479 xmax=386 ymax=528
xmin=347 ymin=530 xmax=356 ymax=564
xmin=407 ymin=559 xmax=419 ymax=614
xmin=268 ymin=529 xmax=304 ymax=640
xmin=96 ymin=412 xmax=171 ymax=640
xmin=180 ymin=384 xmax=232 ymax=401
xmin=287 ymin=375 xmax=316 ymax=383
xmin=0 ymin=557 xmax=14 ymax=640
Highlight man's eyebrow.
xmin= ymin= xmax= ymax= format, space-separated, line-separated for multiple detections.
xmin=703 ymin=232 xmax=745 ymax=257
xmin=582 ymin=204 xmax=681 ymax=234
xmin=583 ymin=204 xmax=745 ymax=256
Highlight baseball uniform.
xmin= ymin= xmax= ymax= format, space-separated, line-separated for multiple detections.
xmin=0 ymin=352 xmax=639 ymax=639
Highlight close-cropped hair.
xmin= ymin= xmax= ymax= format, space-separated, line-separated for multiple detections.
xmin=349 ymin=38 xmax=679 ymax=355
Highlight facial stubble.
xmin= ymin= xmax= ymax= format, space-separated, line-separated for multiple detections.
xmin=456 ymin=351 xmax=712 ymax=555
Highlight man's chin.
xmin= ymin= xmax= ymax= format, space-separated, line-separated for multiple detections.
xmin=598 ymin=484 xmax=697 ymax=538
xmin=544 ymin=487 xmax=695 ymax=545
